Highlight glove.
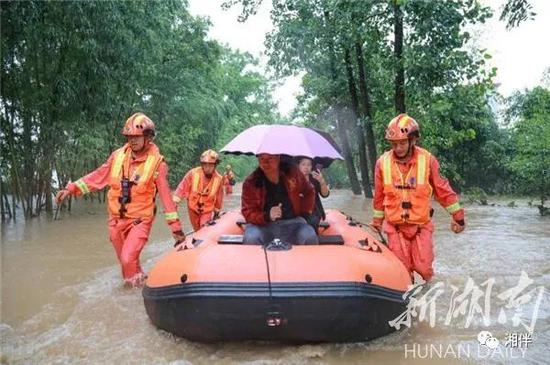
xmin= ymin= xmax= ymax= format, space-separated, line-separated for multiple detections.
xmin=451 ymin=219 xmax=465 ymax=234
xmin=172 ymin=230 xmax=186 ymax=244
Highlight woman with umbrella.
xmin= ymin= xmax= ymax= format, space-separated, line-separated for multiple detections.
xmin=221 ymin=124 xmax=343 ymax=245
xmin=240 ymin=153 xmax=318 ymax=245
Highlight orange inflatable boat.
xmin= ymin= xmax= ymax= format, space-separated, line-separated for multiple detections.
xmin=142 ymin=209 xmax=412 ymax=342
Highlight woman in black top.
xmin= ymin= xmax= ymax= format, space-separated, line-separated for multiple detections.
xmin=296 ymin=157 xmax=330 ymax=232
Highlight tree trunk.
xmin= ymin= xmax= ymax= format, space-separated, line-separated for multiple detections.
xmin=11 ymin=190 xmax=17 ymax=222
xmin=0 ymin=190 xmax=4 ymax=221
xmin=34 ymin=173 xmax=43 ymax=216
xmin=324 ymin=10 xmax=362 ymax=195
xmin=1 ymin=182 xmax=6 ymax=221
xmin=343 ymin=47 xmax=372 ymax=197
xmin=3 ymin=191 xmax=13 ymax=220
xmin=7 ymin=106 xmax=27 ymax=217
xmin=393 ymin=0 xmax=406 ymax=113
xmin=44 ymin=169 xmax=53 ymax=213
xmin=335 ymin=116 xmax=362 ymax=195
xmin=354 ymin=42 xmax=378 ymax=174
xmin=540 ymin=151 xmax=547 ymax=216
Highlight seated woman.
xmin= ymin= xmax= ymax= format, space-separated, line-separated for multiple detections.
xmin=296 ymin=157 xmax=330 ymax=232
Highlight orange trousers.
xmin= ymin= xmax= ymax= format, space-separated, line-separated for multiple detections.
xmin=108 ymin=217 xmax=152 ymax=285
xmin=188 ymin=209 xmax=212 ymax=231
xmin=384 ymin=221 xmax=435 ymax=281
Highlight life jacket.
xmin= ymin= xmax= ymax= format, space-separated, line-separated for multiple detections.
xmin=107 ymin=143 xmax=163 ymax=219
xmin=224 ymin=171 xmax=236 ymax=185
xmin=381 ymin=146 xmax=432 ymax=225
xmin=188 ymin=167 xmax=223 ymax=214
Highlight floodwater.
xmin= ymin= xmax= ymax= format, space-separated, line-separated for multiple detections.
xmin=1 ymin=185 xmax=549 ymax=364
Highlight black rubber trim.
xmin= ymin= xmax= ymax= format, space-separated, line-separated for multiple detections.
xmin=143 ymin=281 xmax=406 ymax=303
xmin=218 ymin=235 xmax=346 ymax=245
xmin=318 ymin=235 xmax=344 ymax=245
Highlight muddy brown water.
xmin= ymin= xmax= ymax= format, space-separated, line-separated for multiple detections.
xmin=1 ymin=186 xmax=549 ymax=364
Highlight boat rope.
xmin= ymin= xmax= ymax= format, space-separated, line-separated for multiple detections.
xmin=263 ymin=245 xmax=273 ymax=301
xmin=343 ymin=213 xmax=388 ymax=246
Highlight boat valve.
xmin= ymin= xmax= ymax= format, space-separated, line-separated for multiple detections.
xmin=264 ymin=238 xmax=292 ymax=251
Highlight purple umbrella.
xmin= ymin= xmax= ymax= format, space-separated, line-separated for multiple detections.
xmin=220 ymin=125 xmax=343 ymax=165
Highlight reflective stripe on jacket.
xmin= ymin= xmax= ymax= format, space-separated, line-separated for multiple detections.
xmin=107 ymin=144 xmax=163 ymax=219
xmin=187 ymin=167 xmax=223 ymax=214
xmin=381 ymin=147 xmax=432 ymax=225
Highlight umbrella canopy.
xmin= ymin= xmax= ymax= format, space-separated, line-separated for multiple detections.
xmin=310 ymin=128 xmax=343 ymax=168
xmin=220 ymin=124 xmax=343 ymax=167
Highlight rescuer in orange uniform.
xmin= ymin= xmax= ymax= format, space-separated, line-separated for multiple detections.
xmin=55 ymin=113 xmax=185 ymax=287
xmin=370 ymin=114 xmax=465 ymax=282
xmin=223 ymin=164 xmax=236 ymax=194
xmin=173 ymin=149 xmax=224 ymax=231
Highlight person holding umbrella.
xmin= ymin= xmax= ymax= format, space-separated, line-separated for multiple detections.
xmin=241 ymin=154 xmax=318 ymax=245
xmin=221 ymin=124 xmax=344 ymax=245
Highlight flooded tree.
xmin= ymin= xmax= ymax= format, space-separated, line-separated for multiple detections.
xmin=506 ymin=87 xmax=550 ymax=216
xmin=0 ymin=0 xmax=278 ymax=220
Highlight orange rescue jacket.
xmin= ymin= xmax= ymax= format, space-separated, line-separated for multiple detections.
xmin=381 ymin=147 xmax=432 ymax=225
xmin=187 ymin=167 xmax=223 ymax=214
xmin=107 ymin=144 xmax=163 ymax=219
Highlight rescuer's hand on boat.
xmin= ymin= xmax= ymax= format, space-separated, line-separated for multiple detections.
xmin=269 ymin=203 xmax=283 ymax=221
xmin=172 ymin=230 xmax=186 ymax=243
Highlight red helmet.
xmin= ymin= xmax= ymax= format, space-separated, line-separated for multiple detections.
xmin=122 ymin=113 xmax=156 ymax=137
xmin=200 ymin=149 xmax=219 ymax=164
xmin=385 ymin=114 xmax=420 ymax=141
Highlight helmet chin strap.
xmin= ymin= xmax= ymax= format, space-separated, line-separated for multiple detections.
xmin=129 ymin=138 xmax=151 ymax=156
xmin=406 ymin=139 xmax=414 ymax=156
xmin=394 ymin=139 xmax=415 ymax=161
xmin=202 ymin=166 xmax=213 ymax=178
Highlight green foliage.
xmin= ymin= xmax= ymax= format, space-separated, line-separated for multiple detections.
xmin=2 ymin=0 xmax=548 ymax=221
xmin=212 ymin=49 xmax=283 ymax=181
xmin=260 ymin=0 xmax=501 ymax=195
xmin=505 ymin=87 xmax=550 ymax=214
xmin=321 ymin=161 xmax=349 ymax=189
xmin=500 ymin=0 xmax=536 ymax=29
xmin=0 ymin=0 xmax=278 ymax=218
xmin=404 ymin=84 xmax=512 ymax=193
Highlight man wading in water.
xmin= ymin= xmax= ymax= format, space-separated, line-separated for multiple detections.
xmin=56 ymin=113 xmax=185 ymax=287
xmin=370 ymin=114 xmax=465 ymax=282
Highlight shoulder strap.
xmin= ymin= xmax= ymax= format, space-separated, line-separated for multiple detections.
xmin=191 ymin=167 xmax=202 ymax=193
xmin=416 ymin=148 xmax=431 ymax=185
xmin=111 ymin=146 xmax=130 ymax=179
xmin=382 ymin=151 xmax=393 ymax=186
